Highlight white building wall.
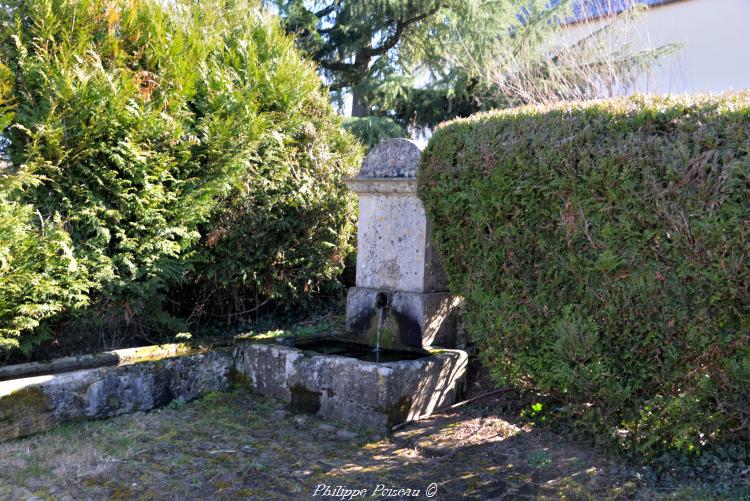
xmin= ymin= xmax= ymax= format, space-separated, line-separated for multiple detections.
xmin=563 ymin=0 xmax=750 ymax=94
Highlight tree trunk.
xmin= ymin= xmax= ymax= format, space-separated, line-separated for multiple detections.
xmin=350 ymin=56 xmax=370 ymax=117
xmin=351 ymin=87 xmax=368 ymax=117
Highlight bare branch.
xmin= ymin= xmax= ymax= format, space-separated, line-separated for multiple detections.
xmin=316 ymin=59 xmax=358 ymax=71
xmin=451 ymin=0 xmax=679 ymax=106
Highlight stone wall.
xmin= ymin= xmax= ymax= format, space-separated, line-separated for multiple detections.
xmin=0 ymin=348 xmax=234 ymax=441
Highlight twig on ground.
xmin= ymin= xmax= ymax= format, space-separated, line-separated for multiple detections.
xmin=446 ymin=387 xmax=515 ymax=410
xmin=294 ymin=311 xmax=333 ymax=327
xmin=390 ymin=387 xmax=515 ymax=432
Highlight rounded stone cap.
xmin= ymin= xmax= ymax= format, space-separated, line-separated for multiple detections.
xmin=358 ymin=138 xmax=423 ymax=179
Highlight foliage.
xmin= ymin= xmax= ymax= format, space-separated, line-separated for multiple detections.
xmin=0 ymin=196 xmax=89 ymax=353
xmin=343 ymin=116 xmax=406 ymax=149
xmin=187 ymin=91 xmax=361 ymax=322
xmin=419 ymin=94 xmax=750 ymax=460
xmin=0 ymin=0 xmax=360 ymax=352
xmin=1 ymin=56 xmax=89 ymax=355
xmin=273 ymin=1 xmax=674 ymax=147
xmin=270 ymin=0 xmax=534 ymax=132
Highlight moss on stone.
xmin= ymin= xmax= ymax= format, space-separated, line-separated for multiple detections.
xmin=383 ymin=396 xmax=412 ymax=429
xmin=0 ymin=387 xmax=54 ymax=439
xmin=426 ymin=348 xmax=448 ymax=355
xmin=235 ymin=330 xmax=287 ymax=342
xmin=366 ymin=315 xmax=399 ymax=350
xmin=122 ymin=343 xmax=200 ymax=364
xmin=290 ymin=384 xmax=322 ymax=414
xmin=227 ymin=368 xmax=254 ymax=391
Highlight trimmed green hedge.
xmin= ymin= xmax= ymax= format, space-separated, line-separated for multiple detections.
xmin=419 ymin=94 xmax=750 ymax=459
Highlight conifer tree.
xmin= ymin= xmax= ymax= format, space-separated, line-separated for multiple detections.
xmin=272 ymin=1 xmax=672 ymax=147
xmin=271 ymin=0 xmax=541 ymax=139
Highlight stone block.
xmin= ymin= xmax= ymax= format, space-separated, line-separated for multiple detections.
xmin=346 ymin=287 xmax=463 ymax=349
xmin=353 ymin=192 xmax=448 ymax=292
xmin=0 ymin=349 xmax=234 ymax=441
xmin=344 ymin=138 xmax=449 ymax=294
xmin=343 ymin=138 xmax=461 ymax=347
xmin=358 ymin=138 xmax=422 ymax=178
xmin=0 ymin=342 xmax=207 ymax=382
xmin=235 ymin=342 xmax=468 ymax=431
xmin=0 ymin=339 xmax=468 ymax=439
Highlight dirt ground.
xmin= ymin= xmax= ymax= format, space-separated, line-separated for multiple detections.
xmin=1 ymin=312 xmax=745 ymax=500
xmin=0 ymin=387 xmax=747 ymax=500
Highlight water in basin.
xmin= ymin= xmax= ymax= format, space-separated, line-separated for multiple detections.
xmin=293 ymin=338 xmax=428 ymax=363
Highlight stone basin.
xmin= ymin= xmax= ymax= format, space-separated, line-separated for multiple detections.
xmin=239 ymin=337 xmax=468 ymax=431
xmin=0 ymin=336 xmax=468 ymax=440
xmin=291 ymin=337 xmax=428 ymax=363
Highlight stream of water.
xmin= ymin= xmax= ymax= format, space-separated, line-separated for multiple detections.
xmin=374 ymin=305 xmax=386 ymax=359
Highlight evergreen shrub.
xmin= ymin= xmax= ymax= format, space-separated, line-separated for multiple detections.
xmin=0 ymin=0 xmax=360 ymax=352
xmin=0 ymin=196 xmax=90 ymax=353
xmin=419 ymin=94 xmax=750 ymax=459
xmin=188 ymin=90 xmax=361 ymax=319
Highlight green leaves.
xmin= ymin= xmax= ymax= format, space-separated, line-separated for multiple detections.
xmin=1 ymin=0 xmax=361 ymax=353
xmin=343 ymin=116 xmax=406 ymax=149
xmin=419 ymin=93 xmax=750 ymax=460
xmin=273 ymin=0 xmax=527 ymax=131
xmin=0 ymin=199 xmax=90 ymax=353
xmin=189 ymin=91 xmax=361 ymax=320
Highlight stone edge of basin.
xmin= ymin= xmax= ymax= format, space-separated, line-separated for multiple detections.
xmin=0 ymin=342 xmax=213 ymax=382
xmin=0 ymin=340 xmax=468 ymax=441
xmin=0 ymin=332 xmax=320 ymax=383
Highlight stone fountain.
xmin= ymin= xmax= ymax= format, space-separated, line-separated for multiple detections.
xmin=343 ymin=138 xmax=463 ymax=350
xmin=0 ymin=139 xmax=468 ymax=439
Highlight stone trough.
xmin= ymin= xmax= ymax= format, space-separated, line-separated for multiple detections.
xmin=0 ymin=138 xmax=468 ymax=441
xmin=0 ymin=338 xmax=466 ymax=440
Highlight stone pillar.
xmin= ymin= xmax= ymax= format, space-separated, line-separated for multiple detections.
xmin=343 ymin=139 xmax=462 ymax=349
